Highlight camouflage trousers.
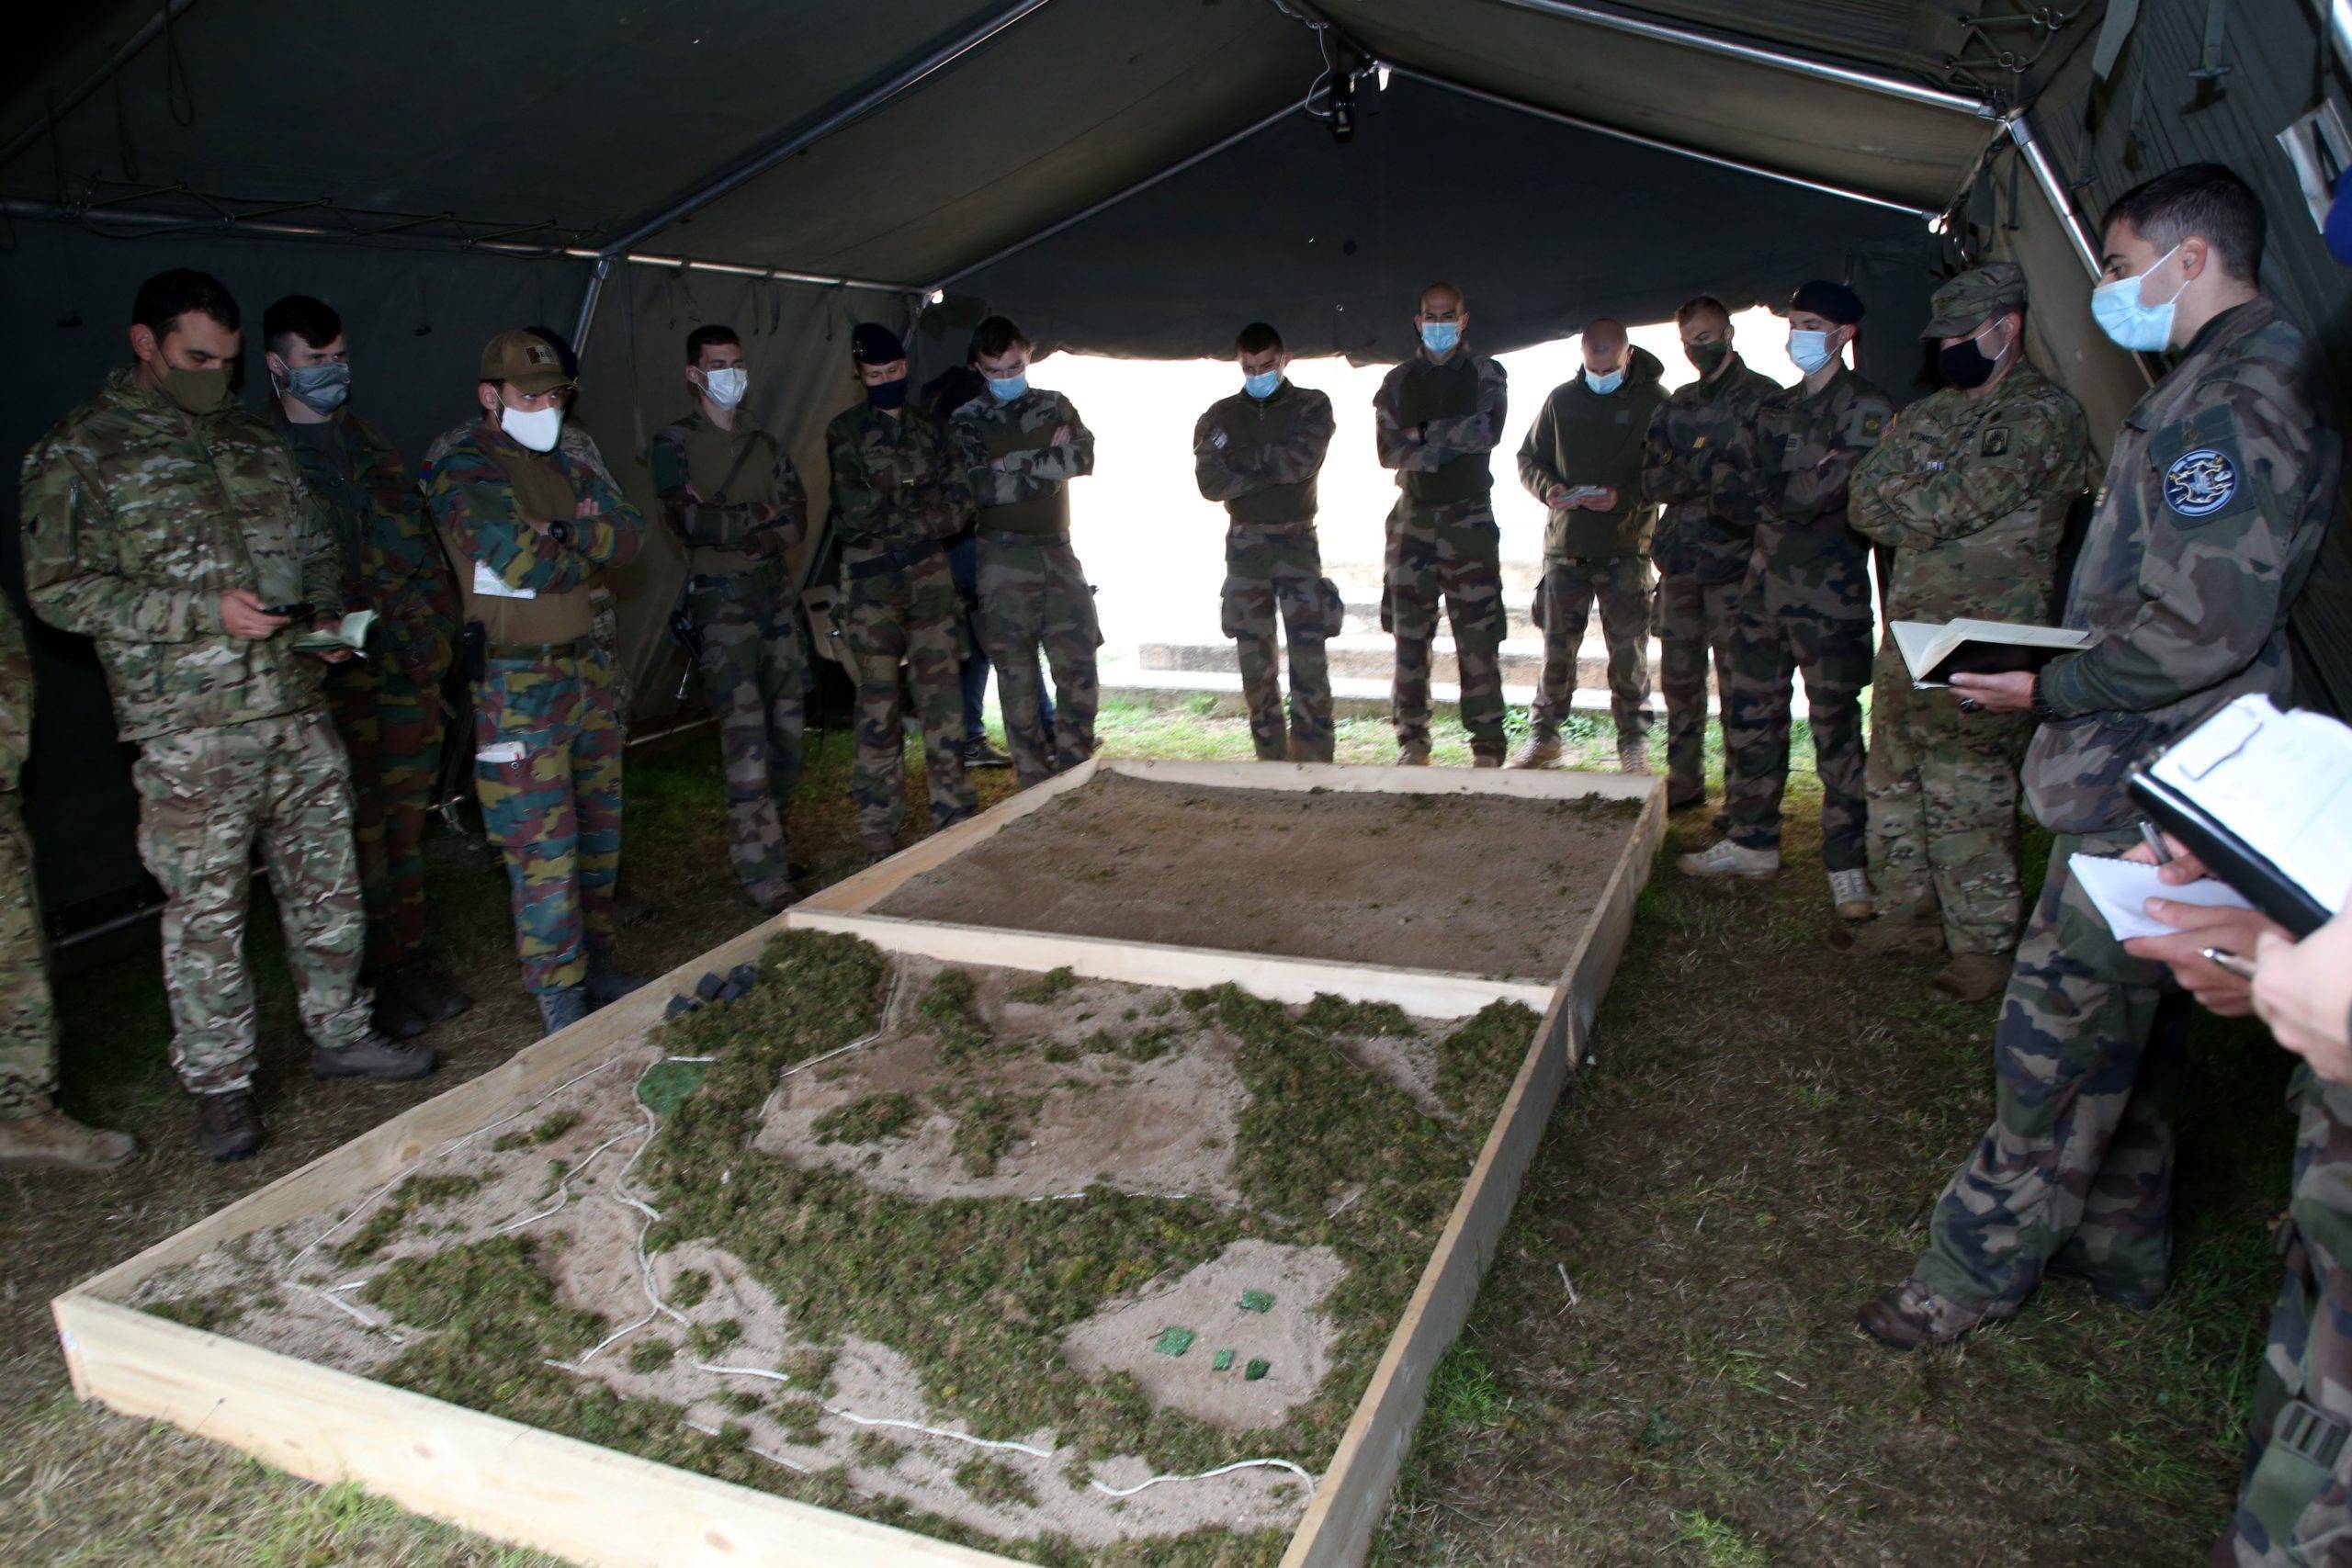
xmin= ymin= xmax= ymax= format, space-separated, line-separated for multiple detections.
xmin=1222 ymin=525 xmax=1340 ymax=763
xmin=1384 ymin=499 xmax=1507 ymax=761
xmin=327 ymin=660 xmax=443 ymax=972
xmin=0 ymin=792 xmax=57 ymax=1119
xmin=689 ymin=573 xmax=804 ymax=907
xmin=846 ymin=551 xmax=974 ymax=853
xmin=975 ymin=532 xmax=1100 ymax=788
xmin=1530 ymin=555 xmax=1653 ymax=747
xmin=1916 ymin=829 xmax=2191 ymax=1309
xmin=1656 ymin=570 xmax=1739 ymax=806
xmin=131 ymin=711 xmax=373 ymax=1094
xmin=2221 ymin=1075 xmax=2352 ymax=1564
xmin=473 ymin=649 xmax=624 ymax=995
xmin=1722 ymin=575 xmax=1871 ymax=871
xmin=1865 ymin=657 xmax=2032 ymax=956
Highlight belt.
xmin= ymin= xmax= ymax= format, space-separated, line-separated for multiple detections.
xmin=486 ymin=637 xmax=589 ymax=660
xmin=976 ymin=524 xmax=1069 ymax=540
xmin=843 ymin=538 xmax=943 ymax=580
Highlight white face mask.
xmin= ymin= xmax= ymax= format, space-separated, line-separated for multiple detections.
xmin=502 ymin=402 xmax=563 ymax=453
xmin=701 ymin=366 xmax=748 ymax=408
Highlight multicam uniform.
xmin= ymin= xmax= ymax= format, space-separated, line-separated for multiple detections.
xmin=0 ymin=593 xmax=57 ymax=1119
xmin=1374 ymin=347 xmax=1510 ymax=761
xmin=951 ymin=387 xmax=1099 ymax=787
xmin=825 ymin=401 xmax=977 ymax=852
xmin=425 ymin=422 xmax=642 ymax=996
xmin=650 ymin=411 xmax=808 ymax=906
xmin=1193 ymin=379 xmax=1340 ymax=762
xmin=1641 ymin=352 xmax=1780 ymax=804
xmin=18 ymin=369 xmax=374 ymax=1094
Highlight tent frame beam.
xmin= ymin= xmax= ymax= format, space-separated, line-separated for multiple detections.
xmin=0 ymin=0 xmax=209 ymax=175
xmin=2002 ymin=108 xmax=2103 ymax=276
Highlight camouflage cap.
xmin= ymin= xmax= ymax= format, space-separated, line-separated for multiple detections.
xmin=1922 ymin=263 xmax=2027 ymax=337
xmin=479 ymin=329 xmax=572 ymax=394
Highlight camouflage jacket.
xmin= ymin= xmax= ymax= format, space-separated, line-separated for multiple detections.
xmin=1193 ymin=380 xmax=1335 ymax=529
xmin=274 ymin=406 xmax=459 ymax=686
xmin=648 ymin=410 xmax=807 ymax=575
xmin=1641 ymin=352 xmax=1780 ymax=583
xmin=2026 ymin=297 xmax=2340 ymax=833
xmin=1374 ymin=349 xmax=1508 ymax=507
xmin=427 ymin=416 xmax=625 ymax=636
xmin=1716 ymin=365 xmax=1895 ymax=596
xmin=1849 ymin=363 xmax=2091 ymax=627
xmin=424 ymin=423 xmax=643 ymax=599
xmin=951 ymin=387 xmax=1095 ymax=536
xmin=18 ymin=368 xmax=342 ymax=740
xmin=825 ymin=402 xmax=971 ymax=562
xmin=0 ymin=592 xmax=30 ymax=789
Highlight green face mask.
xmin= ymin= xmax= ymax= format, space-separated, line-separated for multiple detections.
xmin=159 ymin=365 xmax=232 ymax=415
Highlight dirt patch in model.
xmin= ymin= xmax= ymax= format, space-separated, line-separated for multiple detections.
xmin=871 ymin=771 xmax=1640 ymax=980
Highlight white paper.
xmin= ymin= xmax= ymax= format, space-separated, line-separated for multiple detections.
xmin=472 ymin=560 xmax=536 ymax=600
xmin=1890 ymin=617 xmax=2093 ymax=687
xmin=2150 ymin=695 xmax=2352 ymax=914
xmin=2068 ymin=852 xmax=2256 ymax=942
xmin=475 ymin=740 xmax=526 ymax=765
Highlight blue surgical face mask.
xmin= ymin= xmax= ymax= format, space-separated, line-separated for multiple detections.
xmin=1243 ymin=369 xmax=1282 ymax=400
xmin=277 ymin=360 xmax=350 ymax=413
xmin=1419 ymin=321 xmax=1461 ymax=355
xmin=2090 ymin=243 xmax=2186 ymax=353
xmin=1584 ymin=366 xmax=1625 ymax=396
xmin=987 ymin=373 xmax=1028 ymax=401
xmin=1788 ymin=328 xmax=1836 ymax=375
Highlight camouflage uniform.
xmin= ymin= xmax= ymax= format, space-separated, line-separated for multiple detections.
xmin=1374 ymin=347 xmax=1510 ymax=761
xmin=1715 ymin=365 xmax=1894 ymax=870
xmin=18 ymin=368 xmax=374 ymax=1095
xmin=278 ymin=408 xmax=459 ymax=972
xmin=825 ymin=401 xmax=976 ymax=852
xmin=1850 ymin=316 xmax=2090 ymax=956
xmin=951 ymin=387 xmax=1099 ymax=787
xmin=426 ymin=421 xmax=642 ymax=996
xmin=0 ymin=592 xmax=57 ymax=1118
xmin=1913 ymin=296 xmax=2339 ymax=1314
xmin=650 ymin=411 xmax=808 ymax=904
xmin=1193 ymin=379 xmax=1340 ymax=762
xmin=1518 ymin=349 xmax=1669 ymax=750
xmin=1642 ymin=352 xmax=1780 ymax=803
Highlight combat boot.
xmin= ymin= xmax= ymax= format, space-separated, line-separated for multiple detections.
xmin=397 ymin=959 xmax=474 ymax=1025
xmin=584 ymin=952 xmax=647 ymax=1007
xmin=195 ymin=1089 xmax=263 ymax=1163
xmin=1827 ymin=918 xmax=1942 ymax=956
xmin=1855 ymin=1277 xmax=2011 ymax=1350
xmin=963 ymin=737 xmax=1012 ymax=770
xmin=1615 ymin=737 xmax=1652 ymax=775
xmin=363 ymin=968 xmax=430 ymax=1041
xmin=1666 ymin=786 xmax=1708 ymax=812
xmin=0 ymin=1109 xmax=136 ymax=1171
xmin=1471 ymin=751 xmax=1503 ymax=770
xmin=1930 ymin=951 xmax=2012 ymax=1004
xmin=313 ymin=1034 xmax=438 ymax=1081
xmin=1395 ymin=744 xmax=1430 ymax=767
xmin=538 ymin=984 xmax=590 ymax=1035
xmin=1828 ymin=868 xmax=1873 ymax=920
xmin=1506 ymin=738 xmax=1560 ymax=769
xmin=1678 ymin=840 xmax=1779 ymax=877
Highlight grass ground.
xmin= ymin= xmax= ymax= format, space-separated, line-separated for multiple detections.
xmin=0 ymin=695 xmax=2292 ymax=1564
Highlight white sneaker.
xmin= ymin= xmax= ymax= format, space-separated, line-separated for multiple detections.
xmin=1828 ymin=868 xmax=1873 ymax=920
xmin=1677 ymin=840 xmax=1780 ymax=877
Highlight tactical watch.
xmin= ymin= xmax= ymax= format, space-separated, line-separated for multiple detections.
xmin=548 ymin=518 xmax=572 ymax=547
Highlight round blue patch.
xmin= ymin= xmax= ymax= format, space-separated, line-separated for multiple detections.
xmin=2163 ymin=447 xmax=2238 ymax=518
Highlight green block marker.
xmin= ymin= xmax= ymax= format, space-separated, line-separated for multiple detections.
xmin=1152 ymin=1326 xmax=1195 ymax=1357
xmin=1211 ymin=1349 xmax=1235 ymax=1371
xmin=1245 ymin=1358 xmax=1271 ymax=1381
xmin=636 ymin=1059 xmax=710 ymax=1116
xmin=1238 ymin=1290 xmax=1274 ymax=1313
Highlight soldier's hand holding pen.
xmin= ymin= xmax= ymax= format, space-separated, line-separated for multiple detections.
xmin=2118 ymin=829 xmax=2288 ymax=1017
xmin=219 ymin=588 xmax=289 ymax=640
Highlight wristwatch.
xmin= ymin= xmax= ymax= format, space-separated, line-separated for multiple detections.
xmin=2028 ymin=672 xmax=2055 ymax=724
xmin=548 ymin=518 xmax=572 ymax=547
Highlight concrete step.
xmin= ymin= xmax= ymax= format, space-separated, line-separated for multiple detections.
xmin=1101 ymin=666 xmax=1782 ymax=722
xmin=1137 ymin=633 xmax=1718 ymax=698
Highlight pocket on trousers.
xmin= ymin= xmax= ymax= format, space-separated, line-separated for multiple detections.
xmin=1314 ymin=576 xmax=1346 ymax=638
xmin=1530 ymin=582 xmax=1548 ymax=634
xmin=1219 ymin=578 xmax=1249 ymax=640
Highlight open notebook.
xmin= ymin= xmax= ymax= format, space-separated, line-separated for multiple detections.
xmin=1890 ymin=618 xmax=2093 ymax=688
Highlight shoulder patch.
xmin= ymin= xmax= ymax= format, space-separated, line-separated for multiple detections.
xmin=1980 ymin=427 xmax=2010 ymax=457
xmin=2161 ymin=446 xmax=2245 ymax=522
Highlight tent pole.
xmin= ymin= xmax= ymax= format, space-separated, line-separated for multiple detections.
xmin=1388 ymin=66 xmax=1940 ymax=220
xmin=0 ymin=196 xmax=581 ymax=258
xmin=2003 ymin=110 xmax=2103 ymax=276
xmin=1484 ymin=0 xmax=1996 ymax=117
xmin=571 ymin=254 xmax=612 ymax=355
xmin=0 ymin=0 xmax=209 ymax=175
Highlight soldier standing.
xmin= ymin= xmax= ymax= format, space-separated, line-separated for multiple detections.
xmin=426 ymin=331 xmax=645 ymax=1035
xmin=1679 ymin=281 xmax=1892 ymax=919
xmin=1641 ymin=296 xmax=1780 ymax=813
xmin=262 ymin=295 xmax=470 ymax=1039
xmin=950 ymin=316 xmax=1099 ymax=788
xmin=1510 ymin=317 xmax=1668 ymax=773
xmin=1374 ymin=282 xmax=1509 ymax=767
xmin=0 ymin=592 xmax=135 ymax=1169
xmin=649 ymin=323 xmax=808 ymax=912
xmin=825 ymin=322 xmax=977 ymax=861
xmin=1193 ymin=321 xmax=1340 ymax=763
xmin=1857 ymin=164 xmax=2340 ymax=1348
xmin=1845 ymin=265 xmax=2091 ymax=1003
xmin=19 ymin=269 xmax=435 ymax=1161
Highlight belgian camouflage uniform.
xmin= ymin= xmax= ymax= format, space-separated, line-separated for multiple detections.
xmin=0 ymin=593 xmax=57 ymax=1118
xmin=826 ymin=401 xmax=976 ymax=852
xmin=650 ymin=411 xmax=808 ymax=904
xmin=18 ymin=369 xmax=374 ymax=1095
xmin=1912 ymin=296 xmax=2339 ymax=1319
xmin=1642 ymin=352 xmax=1781 ymax=804
xmin=1193 ymin=379 xmax=1340 ymax=762
xmin=1714 ymin=365 xmax=1894 ymax=870
xmin=1374 ymin=348 xmax=1510 ymax=761
xmin=426 ymin=421 xmax=642 ymax=995
xmin=278 ymin=408 xmax=459 ymax=972
xmin=951 ymin=387 xmax=1099 ymax=787
xmin=1850 ymin=308 xmax=2090 ymax=957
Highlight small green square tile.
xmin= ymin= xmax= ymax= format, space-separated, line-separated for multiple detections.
xmin=1211 ymin=1349 xmax=1235 ymax=1371
xmin=1238 ymin=1290 xmax=1275 ymax=1313
xmin=1244 ymin=1358 xmax=1271 ymax=1381
xmin=1152 ymin=1325 xmax=1195 ymax=1357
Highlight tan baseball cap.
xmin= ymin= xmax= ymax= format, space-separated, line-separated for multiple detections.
xmin=1921 ymin=264 xmax=2027 ymax=337
xmin=479 ymin=330 xmax=572 ymax=394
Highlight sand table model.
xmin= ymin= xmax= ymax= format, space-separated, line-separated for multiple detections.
xmin=130 ymin=933 xmax=1542 ymax=1562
